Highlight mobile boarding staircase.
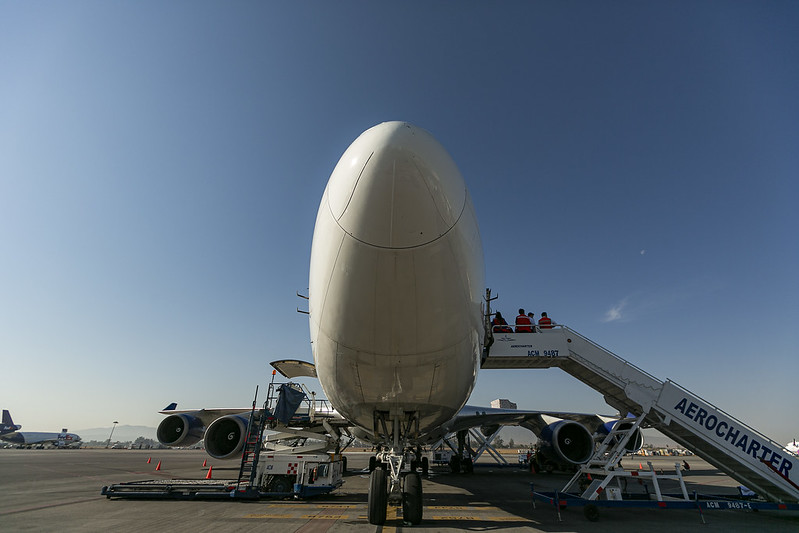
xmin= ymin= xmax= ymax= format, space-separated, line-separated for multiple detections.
xmin=482 ymin=322 xmax=799 ymax=503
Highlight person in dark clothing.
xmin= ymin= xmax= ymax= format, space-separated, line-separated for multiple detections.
xmin=492 ymin=311 xmax=512 ymax=333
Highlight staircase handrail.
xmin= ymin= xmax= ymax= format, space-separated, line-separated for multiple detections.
xmin=562 ymin=325 xmax=662 ymax=384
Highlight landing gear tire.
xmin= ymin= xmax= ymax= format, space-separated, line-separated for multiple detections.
xmin=369 ymin=456 xmax=377 ymax=472
xmin=463 ymin=457 xmax=474 ymax=473
xmin=270 ymin=477 xmax=291 ymax=494
xmin=449 ymin=455 xmax=461 ymax=474
xmin=421 ymin=456 xmax=429 ymax=477
xmin=367 ymin=468 xmax=388 ymax=525
xmin=584 ymin=503 xmax=600 ymax=522
xmin=402 ymin=472 xmax=423 ymax=525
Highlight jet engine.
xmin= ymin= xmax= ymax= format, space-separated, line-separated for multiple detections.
xmin=204 ymin=415 xmax=251 ymax=459
xmin=156 ymin=414 xmax=204 ymax=448
xmin=596 ymin=419 xmax=644 ymax=453
xmin=480 ymin=424 xmax=500 ymax=437
xmin=537 ymin=420 xmax=594 ymax=465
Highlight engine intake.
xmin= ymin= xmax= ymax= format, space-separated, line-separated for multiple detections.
xmin=538 ymin=420 xmax=594 ymax=465
xmin=204 ymin=415 xmax=250 ymax=460
xmin=596 ymin=419 xmax=644 ymax=453
xmin=157 ymin=414 xmax=204 ymax=448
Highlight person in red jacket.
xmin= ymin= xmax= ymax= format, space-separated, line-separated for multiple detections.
xmin=515 ymin=308 xmax=533 ymax=333
xmin=538 ymin=312 xmax=553 ymax=329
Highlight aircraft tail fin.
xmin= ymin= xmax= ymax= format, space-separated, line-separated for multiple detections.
xmin=1 ymin=410 xmax=20 ymax=434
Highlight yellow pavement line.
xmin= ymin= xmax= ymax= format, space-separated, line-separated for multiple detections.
xmin=317 ymin=504 xmax=358 ymax=508
xmin=246 ymin=513 xmax=352 ymax=520
xmin=428 ymin=515 xmax=521 ymax=522
xmin=427 ymin=505 xmax=500 ymax=511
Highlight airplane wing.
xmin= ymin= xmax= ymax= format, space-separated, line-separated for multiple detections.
xmin=157 ymin=404 xmax=252 ymax=427
xmin=442 ymin=404 xmax=618 ymax=435
xmin=426 ymin=405 xmax=645 ymax=466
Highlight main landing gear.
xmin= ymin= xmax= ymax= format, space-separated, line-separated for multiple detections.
xmin=448 ymin=429 xmax=474 ymax=473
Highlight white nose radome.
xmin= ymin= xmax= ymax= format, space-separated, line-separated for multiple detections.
xmin=326 ymin=121 xmax=466 ymax=249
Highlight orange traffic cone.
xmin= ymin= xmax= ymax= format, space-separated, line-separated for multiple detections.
xmin=587 ymin=473 xmax=592 ymax=481
xmin=203 ymin=458 xmax=207 ymax=467
xmin=147 ymin=457 xmax=151 ymax=464
xmin=639 ymin=463 xmax=643 ymax=470
xmin=155 ymin=460 xmax=161 ymax=471
xmin=205 ymin=466 xmax=213 ymax=479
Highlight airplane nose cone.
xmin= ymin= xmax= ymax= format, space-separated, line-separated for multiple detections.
xmin=327 ymin=121 xmax=467 ymax=249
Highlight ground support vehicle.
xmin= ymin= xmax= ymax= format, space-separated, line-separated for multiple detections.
xmin=255 ymin=453 xmax=344 ymax=498
xmin=101 ymin=453 xmax=343 ymax=500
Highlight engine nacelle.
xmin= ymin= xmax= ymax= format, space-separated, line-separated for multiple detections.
xmin=480 ymin=424 xmax=500 ymax=437
xmin=157 ymin=414 xmax=204 ymax=448
xmin=596 ymin=419 xmax=644 ymax=453
xmin=538 ymin=420 xmax=594 ymax=465
xmin=204 ymin=415 xmax=250 ymax=459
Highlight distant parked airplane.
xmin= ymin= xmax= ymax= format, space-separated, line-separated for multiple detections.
xmin=0 ymin=410 xmax=81 ymax=448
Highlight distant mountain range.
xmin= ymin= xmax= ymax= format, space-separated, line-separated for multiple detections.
xmin=75 ymin=425 xmax=157 ymax=443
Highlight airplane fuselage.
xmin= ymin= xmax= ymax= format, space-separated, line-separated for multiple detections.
xmin=309 ymin=122 xmax=485 ymax=440
xmin=0 ymin=431 xmax=81 ymax=447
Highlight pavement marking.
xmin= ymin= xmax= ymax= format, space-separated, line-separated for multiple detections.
xmin=317 ymin=504 xmax=358 ymax=508
xmin=245 ymin=513 xmax=353 ymax=520
xmin=427 ymin=505 xmax=499 ymax=510
xmin=245 ymin=504 xmax=522 ymax=524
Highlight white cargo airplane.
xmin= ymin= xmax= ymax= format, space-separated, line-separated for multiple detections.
xmin=0 ymin=410 xmax=81 ymax=448
xmin=157 ymin=122 xmax=638 ymax=525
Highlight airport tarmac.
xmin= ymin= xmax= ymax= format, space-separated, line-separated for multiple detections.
xmin=1 ymin=448 xmax=797 ymax=532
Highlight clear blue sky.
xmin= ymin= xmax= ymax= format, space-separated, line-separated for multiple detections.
xmin=1 ymin=2 xmax=797 ymax=443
